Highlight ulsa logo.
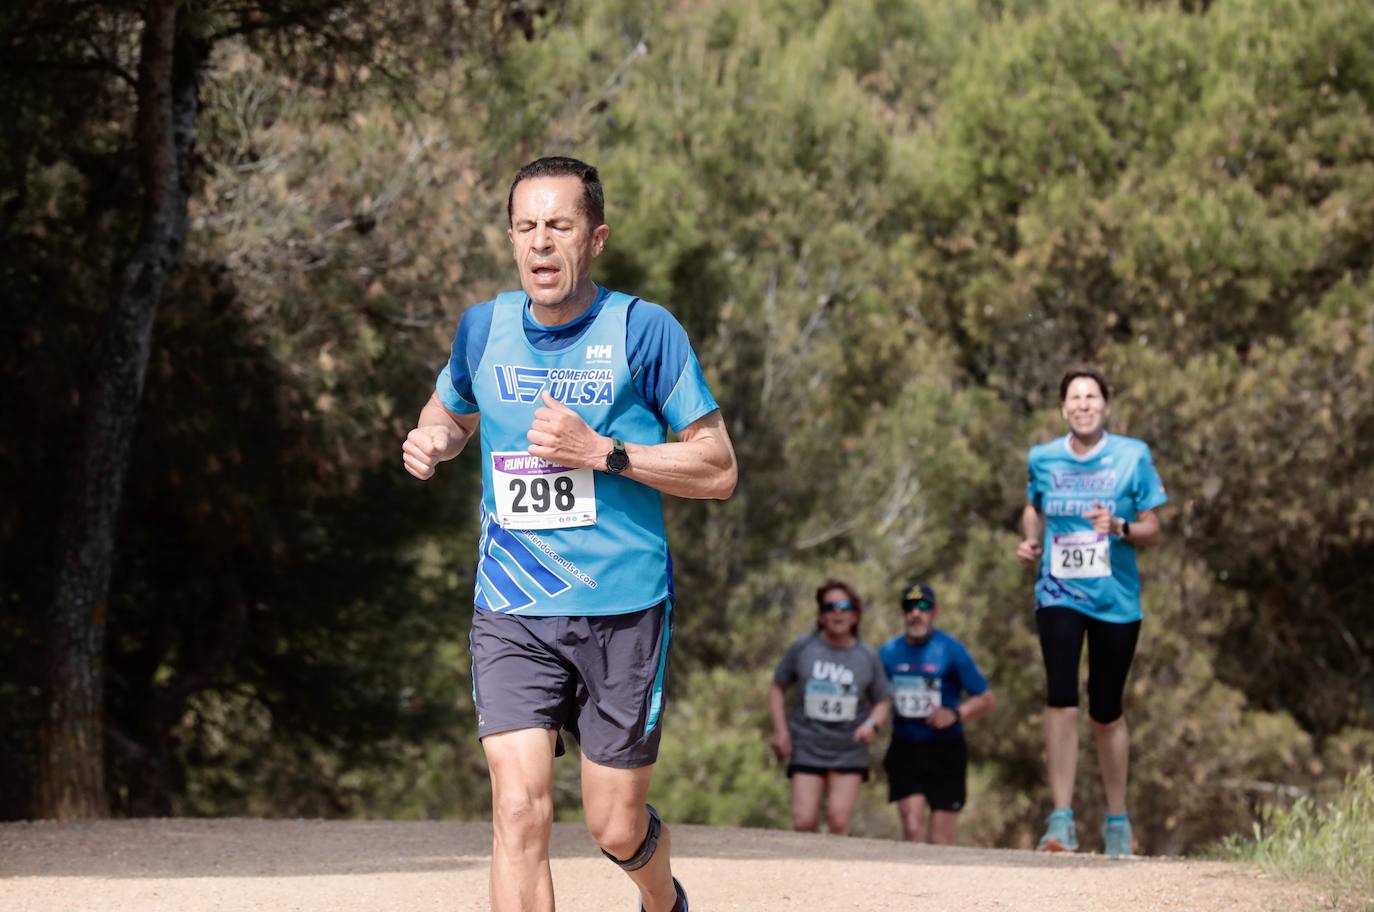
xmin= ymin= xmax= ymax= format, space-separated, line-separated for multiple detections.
xmin=586 ymin=344 xmax=613 ymax=362
xmin=493 ymin=365 xmax=615 ymax=405
xmin=812 ymin=661 xmax=854 ymax=685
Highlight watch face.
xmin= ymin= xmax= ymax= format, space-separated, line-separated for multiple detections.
xmin=606 ymin=448 xmax=630 ymax=473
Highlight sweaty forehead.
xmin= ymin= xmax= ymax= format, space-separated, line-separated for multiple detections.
xmin=511 ymin=176 xmax=586 ymax=223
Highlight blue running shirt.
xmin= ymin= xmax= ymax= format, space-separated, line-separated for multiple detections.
xmin=879 ymin=630 xmax=988 ymax=744
xmin=436 ymin=286 xmax=717 ymax=429
xmin=437 ymin=288 xmax=719 ymax=617
xmin=1027 ymin=433 xmax=1168 ymax=623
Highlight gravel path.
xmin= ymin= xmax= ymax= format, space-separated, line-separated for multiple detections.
xmin=0 ymin=819 xmax=1308 ymax=912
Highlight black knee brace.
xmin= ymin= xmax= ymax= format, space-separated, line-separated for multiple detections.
xmin=601 ymin=803 xmax=662 ymax=872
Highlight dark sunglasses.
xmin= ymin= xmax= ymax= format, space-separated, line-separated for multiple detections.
xmin=820 ymin=600 xmax=856 ymax=613
xmin=903 ymin=598 xmax=934 ymax=614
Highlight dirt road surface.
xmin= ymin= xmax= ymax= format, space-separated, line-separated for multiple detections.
xmin=0 ymin=819 xmax=1306 ymax=912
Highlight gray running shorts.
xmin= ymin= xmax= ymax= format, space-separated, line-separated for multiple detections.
xmin=469 ymin=601 xmax=673 ymax=769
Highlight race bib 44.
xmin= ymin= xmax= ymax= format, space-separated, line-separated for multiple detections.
xmin=803 ymin=679 xmax=858 ymax=722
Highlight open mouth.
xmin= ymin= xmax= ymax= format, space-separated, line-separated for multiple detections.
xmin=530 ymin=263 xmax=561 ymax=283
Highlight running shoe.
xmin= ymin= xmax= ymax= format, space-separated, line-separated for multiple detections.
xmin=639 ymin=876 xmax=687 ymax=912
xmin=1037 ymin=809 xmax=1078 ymax=852
xmin=1103 ymin=817 xmax=1133 ymax=858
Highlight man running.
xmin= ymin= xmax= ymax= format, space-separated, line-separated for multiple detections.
xmin=1016 ymin=368 xmax=1166 ymax=857
xmin=879 ymin=581 xmax=995 ymax=844
xmin=402 ymin=156 xmax=737 ymax=912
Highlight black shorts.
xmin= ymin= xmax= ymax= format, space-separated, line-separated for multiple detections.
xmin=1036 ymin=605 xmax=1140 ymax=723
xmin=883 ymin=736 xmax=967 ymax=811
xmin=787 ymin=763 xmax=870 ymax=782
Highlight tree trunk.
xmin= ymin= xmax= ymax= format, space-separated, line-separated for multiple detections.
xmin=37 ymin=0 xmax=205 ymax=819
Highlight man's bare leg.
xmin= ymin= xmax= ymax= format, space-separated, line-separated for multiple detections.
xmin=896 ymin=794 xmax=930 ymax=842
xmin=581 ymin=757 xmax=679 ymax=912
xmin=483 ymin=728 xmax=558 ymax=912
xmin=930 ymin=810 xmax=960 ymax=845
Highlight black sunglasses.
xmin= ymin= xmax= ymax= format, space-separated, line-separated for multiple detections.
xmin=820 ymin=599 xmax=856 ymax=613
xmin=903 ymin=598 xmax=934 ymax=613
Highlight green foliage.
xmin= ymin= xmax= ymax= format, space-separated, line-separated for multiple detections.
xmin=650 ymin=669 xmax=790 ymax=828
xmin=0 ymin=1 xmax=524 ymax=819
xmin=5 ymin=0 xmax=1374 ymax=863
xmin=508 ymin=0 xmax=1374 ymax=854
xmin=1215 ymin=766 xmax=1374 ymax=911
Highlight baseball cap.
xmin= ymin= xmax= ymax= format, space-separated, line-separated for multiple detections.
xmin=900 ymin=580 xmax=937 ymax=613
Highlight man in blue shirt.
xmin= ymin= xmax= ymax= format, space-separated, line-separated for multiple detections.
xmin=402 ymin=157 xmax=737 ymax=912
xmin=1016 ymin=368 xmax=1167 ymax=857
xmin=879 ymin=581 xmax=995 ymax=844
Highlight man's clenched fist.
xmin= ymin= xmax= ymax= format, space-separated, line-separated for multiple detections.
xmin=527 ymin=392 xmax=605 ymax=469
xmin=403 ymin=426 xmax=453 ymax=480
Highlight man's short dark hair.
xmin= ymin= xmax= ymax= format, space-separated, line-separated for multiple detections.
xmin=1059 ymin=368 xmax=1111 ymax=403
xmin=507 ymin=156 xmax=606 ymax=227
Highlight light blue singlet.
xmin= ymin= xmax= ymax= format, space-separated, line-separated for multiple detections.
xmin=470 ymin=291 xmax=671 ymax=617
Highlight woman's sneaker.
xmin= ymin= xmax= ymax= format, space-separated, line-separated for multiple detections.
xmin=1037 ymin=809 xmax=1079 ymax=852
xmin=1103 ymin=817 xmax=1133 ymax=857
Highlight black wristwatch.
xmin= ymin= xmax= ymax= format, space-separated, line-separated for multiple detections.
xmin=604 ymin=438 xmax=629 ymax=475
xmin=1122 ymin=520 xmax=1132 ymax=540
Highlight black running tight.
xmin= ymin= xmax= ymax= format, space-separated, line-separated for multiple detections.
xmin=1036 ymin=606 xmax=1140 ymax=724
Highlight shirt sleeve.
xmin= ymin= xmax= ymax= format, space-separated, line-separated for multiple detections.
xmin=773 ymin=638 xmax=804 ymax=687
xmin=1026 ymin=450 xmax=1043 ymax=511
xmin=626 ymin=299 xmax=720 ymax=432
xmin=436 ymin=300 xmax=495 ymax=414
xmin=1134 ymin=444 xmax=1169 ymax=513
xmin=953 ymin=642 xmax=989 ymax=697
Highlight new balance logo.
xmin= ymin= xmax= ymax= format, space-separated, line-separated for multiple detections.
xmin=586 ymin=344 xmax=613 ymax=361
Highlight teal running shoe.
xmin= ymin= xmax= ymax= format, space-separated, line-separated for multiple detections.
xmin=1037 ymin=809 xmax=1078 ymax=852
xmin=1104 ymin=817 xmax=1133 ymax=857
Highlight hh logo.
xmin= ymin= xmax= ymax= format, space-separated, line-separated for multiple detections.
xmin=586 ymin=344 xmax=613 ymax=361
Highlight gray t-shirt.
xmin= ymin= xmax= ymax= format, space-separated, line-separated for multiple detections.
xmin=773 ymin=632 xmax=892 ymax=769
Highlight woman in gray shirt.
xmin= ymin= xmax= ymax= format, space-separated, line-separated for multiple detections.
xmin=769 ymin=578 xmax=892 ymax=835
